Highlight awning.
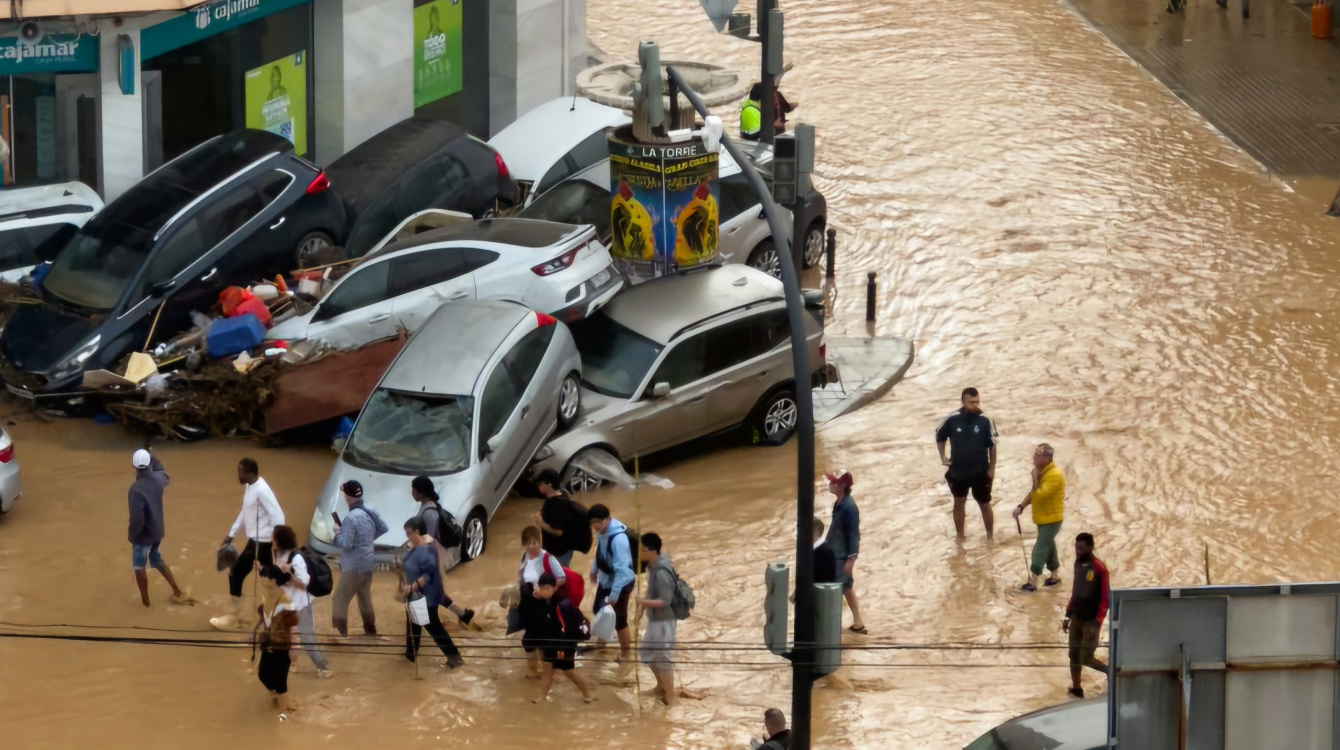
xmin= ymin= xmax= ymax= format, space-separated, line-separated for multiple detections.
xmin=141 ymin=0 xmax=314 ymax=60
xmin=0 ymin=1 xmax=205 ymax=20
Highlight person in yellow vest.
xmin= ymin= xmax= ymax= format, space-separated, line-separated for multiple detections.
xmin=740 ymin=83 xmax=763 ymax=141
xmin=1012 ymin=443 xmax=1065 ymax=592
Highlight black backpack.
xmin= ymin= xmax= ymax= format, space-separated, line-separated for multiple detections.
xmin=291 ymin=548 xmax=333 ymax=598
xmin=429 ymin=504 xmax=463 ymax=549
xmin=556 ymin=600 xmax=591 ymax=642
xmin=597 ymin=527 xmax=640 ymax=574
xmin=565 ymin=497 xmax=593 ymax=554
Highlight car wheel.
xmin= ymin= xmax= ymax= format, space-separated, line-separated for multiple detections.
xmin=295 ymin=230 xmax=335 ymax=268
xmin=803 ymin=223 xmax=825 ymax=269
xmin=562 ymin=447 xmax=615 ymax=494
xmin=747 ymin=240 xmax=782 ymax=280
xmin=461 ymin=508 xmax=487 ymax=562
xmin=755 ymin=389 xmax=799 ymax=446
xmin=557 ymin=372 xmax=581 ymax=430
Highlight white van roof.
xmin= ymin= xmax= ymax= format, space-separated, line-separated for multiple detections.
xmin=0 ymin=182 xmax=102 ymax=222
xmin=489 ymin=97 xmax=631 ymax=183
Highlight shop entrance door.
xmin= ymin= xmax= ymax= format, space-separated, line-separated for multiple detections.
xmin=55 ymin=74 xmax=98 ymax=192
xmin=2 ymin=73 xmax=98 ymax=190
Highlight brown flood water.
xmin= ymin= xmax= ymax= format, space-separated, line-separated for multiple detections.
xmin=8 ymin=0 xmax=1340 ymax=746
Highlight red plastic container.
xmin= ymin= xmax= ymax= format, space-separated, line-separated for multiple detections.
xmin=227 ymin=296 xmax=272 ymax=328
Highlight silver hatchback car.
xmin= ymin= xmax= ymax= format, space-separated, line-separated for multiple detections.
xmin=308 ymin=300 xmax=582 ymax=564
xmin=530 ymin=265 xmax=829 ymax=491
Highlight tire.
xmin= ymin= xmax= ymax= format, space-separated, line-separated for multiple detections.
xmin=557 ymin=371 xmax=581 ymax=430
xmin=747 ymin=240 xmax=782 ymax=280
xmin=802 ymin=222 xmax=825 ymax=269
xmin=460 ymin=507 xmax=487 ymax=562
xmin=294 ymin=230 xmax=336 ymax=269
xmin=562 ymin=447 xmax=616 ymax=494
xmin=754 ymin=389 xmax=799 ymax=446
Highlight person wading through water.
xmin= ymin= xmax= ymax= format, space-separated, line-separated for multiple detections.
xmin=410 ymin=475 xmax=475 ymax=627
xmin=213 ymin=458 xmax=285 ymax=630
xmin=1063 ymin=532 xmax=1110 ymax=698
xmin=1013 ymin=443 xmax=1066 ymax=592
xmin=127 ymin=449 xmax=191 ymax=607
xmin=935 ymin=387 xmax=999 ymax=541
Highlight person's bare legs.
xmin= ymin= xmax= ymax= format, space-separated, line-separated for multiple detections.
xmin=652 ymin=665 xmax=676 ymax=706
xmin=134 ymin=570 xmax=151 ymax=607
xmin=526 ymin=650 xmax=542 ymax=678
xmin=1070 ymin=663 xmax=1083 ymax=692
xmin=533 ymin=662 xmax=555 ymax=702
xmin=616 ymin=627 xmax=632 ymax=662
xmin=979 ymin=502 xmax=995 ymax=541
xmin=952 ymin=496 xmax=968 ymax=539
xmin=844 ymin=587 xmax=865 ymax=630
xmin=565 ymin=668 xmax=596 ymax=702
xmin=153 ymin=563 xmax=186 ymax=598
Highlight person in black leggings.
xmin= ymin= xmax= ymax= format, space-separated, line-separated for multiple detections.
xmin=400 ymin=517 xmax=463 ymax=669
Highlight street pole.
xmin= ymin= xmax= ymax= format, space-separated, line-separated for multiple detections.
xmin=758 ymin=0 xmax=778 ymax=145
xmin=667 ymin=65 xmax=815 ymax=750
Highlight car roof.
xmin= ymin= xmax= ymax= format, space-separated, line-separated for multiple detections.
xmin=602 ymin=265 xmax=784 ymax=344
xmin=0 ymin=182 xmax=102 ymax=222
xmin=974 ymin=698 xmax=1105 ymax=749
xmin=326 ymin=117 xmax=467 ymax=220
xmin=380 ymin=301 xmax=531 ymax=395
xmin=488 ymin=97 xmax=631 ymax=182
xmin=365 ymin=217 xmax=584 ymax=260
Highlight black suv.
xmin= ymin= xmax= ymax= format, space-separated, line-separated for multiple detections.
xmin=0 ymin=130 xmax=346 ymax=404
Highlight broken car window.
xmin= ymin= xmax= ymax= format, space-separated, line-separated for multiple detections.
xmin=344 ymin=389 xmax=474 ymax=474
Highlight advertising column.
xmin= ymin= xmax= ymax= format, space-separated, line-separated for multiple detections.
xmin=607 ymin=130 xmax=720 ymax=280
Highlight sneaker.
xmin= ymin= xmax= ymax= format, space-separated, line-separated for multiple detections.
xmin=169 ymin=593 xmax=197 ymax=606
xmin=1021 ymin=582 xmax=1038 ymax=593
xmin=459 ymin=608 xmax=475 ymax=626
xmin=446 ymin=654 xmax=465 ymax=670
xmin=1068 ymin=687 xmax=1085 ymax=698
xmin=1043 ymin=577 xmax=1062 ymax=587
xmin=316 ymin=669 xmax=334 ymax=679
xmin=209 ymin=614 xmax=239 ymax=631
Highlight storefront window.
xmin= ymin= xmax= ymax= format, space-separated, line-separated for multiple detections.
xmin=142 ymin=1 xmax=314 ymax=169
xmin=0 ymin=32 xmax=100 ymax=190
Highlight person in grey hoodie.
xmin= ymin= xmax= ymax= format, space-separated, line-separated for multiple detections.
xmin=127 ymin=449 xmax=189 ymax=607
xmin=825 ymin=470 xmax=865 ymax=634
xmin=637 ymin=532 xmax=678 ymax=705
xmin=331 ymin=480 xmax=389 ymax=636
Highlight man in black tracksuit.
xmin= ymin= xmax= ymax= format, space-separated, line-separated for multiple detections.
xmin=935 ymin=386 xmax=999 ymax=541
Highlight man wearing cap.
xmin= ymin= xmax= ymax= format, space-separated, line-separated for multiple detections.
xmin=127 ymin=449 xmax=189 ymax=607
xmin=825 ymin=471 xmax=865 ymax=634
xmin=332 ymin=480 xmax=389 ymax=636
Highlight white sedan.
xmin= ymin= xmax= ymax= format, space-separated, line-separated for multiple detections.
xmin=268 ymin=217 xmax=623 ymax=350
xmin=0 ymin=427 xmax=22 ymax=514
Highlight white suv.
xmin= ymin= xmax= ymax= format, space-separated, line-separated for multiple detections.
xmin=0 ymin=182 xmax=102 ymax=282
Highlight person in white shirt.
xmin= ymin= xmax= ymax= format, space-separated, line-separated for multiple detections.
xmin=211 ymin=457 xmax=286 ymax=631
xmin=270 ymin=524 xmax=331 ymax=677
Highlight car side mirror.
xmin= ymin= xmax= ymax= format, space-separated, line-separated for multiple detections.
xmin=150 ymin=279 xmax=176 ymax=297
xmin=484 ymin=434 xmax=503 ymax=457
xmin=651 ymin=382 xmax=671 ymax=399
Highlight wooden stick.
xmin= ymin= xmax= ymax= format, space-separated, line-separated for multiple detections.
xmin=142 ymin=300 xmax=166 ymax=352
xmin=632 ymin=453 xmax=644 ymax=713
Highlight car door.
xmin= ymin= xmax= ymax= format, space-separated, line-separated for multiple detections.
xmin=705 ymin=309 xmax=790 ymax=430
xmin=632 ymin=329 xmax=712 ymax=454
xmin=716 ymin=174 xmax=761 ymax=265
xmin=388 ymin=247 xmax=493 ymax=333
xmin=530 ymin=128 xmax=615 ymax=204
xmin=303 ymin=259 xmax=399 ymax=347
xmin=477 ymin=321 xmax=560 ymax=504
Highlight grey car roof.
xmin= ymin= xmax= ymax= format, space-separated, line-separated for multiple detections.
xmin=601 ymin=265 xmax=785 ymax=344
xmin=365 ymin=217 xmax=583 ymax=261
xmin=380 ymin=300 xmax=530 ymax=395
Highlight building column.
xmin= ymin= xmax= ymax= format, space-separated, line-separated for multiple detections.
xmin=313 ymin=0 xmax=414 ymax=166
xmin=97 ymin=22 xmax=143 ymax=201
xmin=489 ymin=0 xmax=586 ymax=137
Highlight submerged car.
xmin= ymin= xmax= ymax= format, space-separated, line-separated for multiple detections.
xmin=964 ymin=698 xmax=1104 ymax=750
xmin=0 ymin=181 xmax=103 ymax=282
xmin=328 ymin=117 xmax=520 ymax=260
xmin=268 ymin=218 xmax=622 ymax=350
xmin=491 ymin=96 xmax=829 ymax=275
xmin=530 ymin=265 xmax=830 ymax=492
xmin=307 ymin=301 xmax=582 ymax=563
xmin=0 ymin=130 xmax=346 ymax=405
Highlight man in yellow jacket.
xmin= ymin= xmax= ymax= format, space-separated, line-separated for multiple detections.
xmin=1012 ymin=443 xmax=1065 ymax=592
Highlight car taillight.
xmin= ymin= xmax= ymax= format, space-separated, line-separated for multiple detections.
xmin=305 ymin=172 xmax=330 ymax=195
xmin=494 ymin=152 xmax=510 ymax=179
xmin=0 ymin=445 xmax=15 ymax=464
xmin=535 ymin=312 xmax=557 ymax=327
xmin=531 ymin=247 xmax=579 ymax=276
xmin=819 ymin=343 xmax=827 ymax=361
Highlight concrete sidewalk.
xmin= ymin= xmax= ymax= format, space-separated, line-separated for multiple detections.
xmin=1068 ymin=0 xmax=1340 ymax=183
xmin=813 ymin=335 xmax=915 ymax=425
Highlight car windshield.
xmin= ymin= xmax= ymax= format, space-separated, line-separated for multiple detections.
xmin=344 ymin=389 xmax=475 ymax=474
xmin=569 ymin=312 xmax=663 ymax=398
xmin=42 ymin=219 xmax=155 ymax=310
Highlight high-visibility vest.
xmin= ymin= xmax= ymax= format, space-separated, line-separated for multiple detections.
xmin=740 ymin=98 xmax=762 ymax=136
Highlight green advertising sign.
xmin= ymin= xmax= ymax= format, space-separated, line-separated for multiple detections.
xmin=244 ymin=52 xmax=307 ymax=156
xmin=413 ymin=0 xmax=463 ymax=108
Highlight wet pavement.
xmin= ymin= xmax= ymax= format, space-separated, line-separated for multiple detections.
xmin=8 ymin=0 xmax=1340 ymax=747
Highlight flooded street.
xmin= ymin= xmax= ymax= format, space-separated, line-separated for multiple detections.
xmin=7 ymin=0 xmax=1340 ymax=747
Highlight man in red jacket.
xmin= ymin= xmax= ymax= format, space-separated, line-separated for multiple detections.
xmin=1062 ymin=532 xmax=1109 ymax=698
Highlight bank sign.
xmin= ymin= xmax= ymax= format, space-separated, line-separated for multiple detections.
xmin=0 ymin=34 xmax=98 ymax=75
xmin=141 ymin=0 xmax=314 ymax=60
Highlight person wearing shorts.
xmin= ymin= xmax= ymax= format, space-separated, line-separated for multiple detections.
xmin=1063 ymin=532 xmax=1109 ymax=698
xmin=588 ymin=503 xmax=635 ymax=664
xmin=936 ymin=387 xmax=999 ymax=540
xmin=532 ymin=572 xmax=595 ymax=703
xmin=825 ymin=471 xmax=865 ymax=634
xmin=127 ymin=449 xmax=189 ymax=607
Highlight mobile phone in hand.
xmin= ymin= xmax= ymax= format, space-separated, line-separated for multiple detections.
xmin=331 ymin=512 xmax=340 ymax=524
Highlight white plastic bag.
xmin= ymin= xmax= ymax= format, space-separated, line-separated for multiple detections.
xmin=591 ymin=604 xmax=617 ymax=642
xmin=408 ymin=597 xmax=430 ymax=626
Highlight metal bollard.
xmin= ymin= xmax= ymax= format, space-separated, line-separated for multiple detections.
xmin=865 ymin=272 xmax=877 ymax=322
xmin=825 ymin=228 xmax=836 ymax=278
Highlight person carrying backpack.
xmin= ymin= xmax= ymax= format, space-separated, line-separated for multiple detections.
xmin=270 ymin=524 xmax=332 ymax=678
xmin=588 ymin=504 xmax=636 ymax=665
xmin=637 ymin=532 xmax=688 ymax=706
xmin=410 ymin=476 xmax=475 ymax=627
xmin=518 ymin=525 xmax=567 ymax=679
xmin=532 ymin=571 xmax=595 ymax=703
xmin=531 ymin=469 xmax=591 ymax=567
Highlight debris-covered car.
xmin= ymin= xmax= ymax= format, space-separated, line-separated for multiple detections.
xmin=307 ymin=301 xmax=582 ymax=564
xmin=0 ymin=130 xmax=346 ymax=408
xmin=530 ymin=265 xmax=831 ymax=492
xmin=267 ymin=218 xmax=622 ymax=351
xmin=0 ymin=181 xmax=103 ymax=282
xmin=328 ymin=117 xmax=520 ymax=260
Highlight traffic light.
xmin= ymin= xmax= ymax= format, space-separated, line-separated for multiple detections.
xmin=813 ymin=583 xmax=843 ymax=676
xmin=764 ymin=563 xmax=790 ymax=655
xmin=771 ymin=124 xmax=814 ymax=205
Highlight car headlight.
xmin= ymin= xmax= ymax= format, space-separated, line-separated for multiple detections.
xmin=311 ymin=509 xmax=332 ymax=543
xmin=51 ymin=336 xmax=101 ymax=381
xmin=533 ymin=445 xmax=555 ymax=462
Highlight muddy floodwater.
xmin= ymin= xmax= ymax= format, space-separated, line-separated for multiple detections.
xmin=7 ymin=0 xmax=1340 ymax=747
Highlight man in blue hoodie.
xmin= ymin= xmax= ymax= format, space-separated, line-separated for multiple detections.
xmin=588 ymin=503 xmax=635 ymax=664
xmin=127 ymin=449 xmax=190 ymax=607
xmin=332 ymin=480 xmax=389 ymax=636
